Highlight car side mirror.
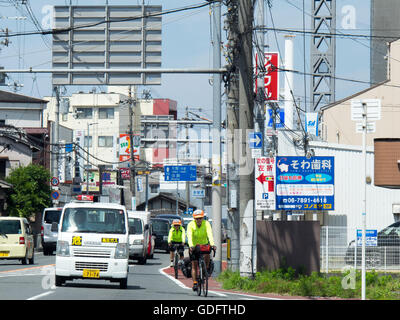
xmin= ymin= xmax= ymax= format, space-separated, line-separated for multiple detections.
xmin=51 ymin=222 xmax=58 ymax=232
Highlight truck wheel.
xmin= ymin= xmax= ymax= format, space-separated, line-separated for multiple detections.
xmin=119 ymin=277 xmax=128 ymax=289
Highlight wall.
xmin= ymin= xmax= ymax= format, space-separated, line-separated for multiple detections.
xmin=256 ymin=221 xmax=320 ymax=275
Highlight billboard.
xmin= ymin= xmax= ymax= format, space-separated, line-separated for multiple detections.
xmin=255 ymin=52 xmax=279 ymax=102
xmin=119 ymin=134 xmax=140 ymax=162
xmin=275 ymin=156 xmax=335 ymax=211
xmin=52 ymin=5 xmax=162 ymax=85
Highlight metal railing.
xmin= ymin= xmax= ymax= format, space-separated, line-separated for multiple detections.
xmin=320 ymin=226 xmax=400 ymax=272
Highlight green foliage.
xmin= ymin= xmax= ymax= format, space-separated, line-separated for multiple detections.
xmin=5 ymin=164 xmax=52 ymax=218
xmin=217 ymin=268 xmax=400 ymax=300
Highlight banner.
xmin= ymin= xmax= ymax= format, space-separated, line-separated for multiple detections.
xmin=255 ymin=52 xmax=279 ymax=102
xmin=305 ymin=113 xmax=319 ymax=136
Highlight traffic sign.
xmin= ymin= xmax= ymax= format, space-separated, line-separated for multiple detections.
xmin=164 ymin=165 xmax=197 ymax=182
xmin=249 ymin=132 xmax=262 ymax=149
xmin=51 ymin=177 xmax=60 ymax=187
xmin=51 ymin=190 xmax=60 ymax=200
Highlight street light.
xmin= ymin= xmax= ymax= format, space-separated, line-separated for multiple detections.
xmin=86 ymin=122 xmax=98 ymax=195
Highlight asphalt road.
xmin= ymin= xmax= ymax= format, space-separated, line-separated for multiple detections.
xmin=0 ymin=249 xmax=272 ymax=301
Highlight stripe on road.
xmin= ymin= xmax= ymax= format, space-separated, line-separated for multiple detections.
xmin=27 ymin=291 xmax=54 ymax=300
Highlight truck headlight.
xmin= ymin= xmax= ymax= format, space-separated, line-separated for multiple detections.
xmin=115 ymin=243 xmax=129 ymax=259
xmin=56 ymin=240 xmax=70 ymax=257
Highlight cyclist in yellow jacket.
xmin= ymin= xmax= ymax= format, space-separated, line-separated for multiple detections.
xmin=167 ymin=219 xmax=185 ymax=267
xmin=186 ymin=209 xmax=216 ymax=291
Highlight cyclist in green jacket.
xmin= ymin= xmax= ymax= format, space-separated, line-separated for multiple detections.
xmin=186 ymin=209 xmax=216 ymax=291
xmin=168 ymin=219 xmax=185 ymax=267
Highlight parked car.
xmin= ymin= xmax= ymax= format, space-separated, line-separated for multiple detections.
xmin=41 ymin=207 xmax=63 ymax=255
xmin=345 ymin=221 xmax=400 ymax=267
xmin=128 ymin=211 xmax=151 ymax=264
xmin=0 ymin=217 xmax=35 ymax=265
xmin=151 ymin=217 xmax=170 ymax=252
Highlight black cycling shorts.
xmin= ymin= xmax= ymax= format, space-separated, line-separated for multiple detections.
xmin=169 ymin=242 xmax=184 ymax=254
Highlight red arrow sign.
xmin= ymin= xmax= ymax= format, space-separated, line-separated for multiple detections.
xmin=257 ymin=173 xmax=267 ymax=184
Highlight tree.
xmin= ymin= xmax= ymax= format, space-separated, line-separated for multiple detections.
xmin=5 ymin=164 xmax=52 ymax=218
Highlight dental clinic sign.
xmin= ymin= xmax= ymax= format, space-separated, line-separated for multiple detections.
xmin=275 ymin=156 xmax=335 ymax=211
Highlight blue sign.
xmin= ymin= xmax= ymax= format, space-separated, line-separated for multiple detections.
xmin=65 ymin=144 xmax=73 ymax=153
xmin=275 ymin=156 xmax=335 ymax=211
xmin=51 ymin=190 xmax=60 ymax=200
xmin=192 ymin=189 xmax=205 ymax=198
xmin=267 ymin=109 xmax=285 ymax=128
xmin=184 ymin=208 xmax=194 ymax=215
xmin=357 ymin=229 xmax=378 ymax=247
xmin=164 ymin=165 xmax=197 ymax=182
xmin=249 ymin=132 xmax=263 ymax=149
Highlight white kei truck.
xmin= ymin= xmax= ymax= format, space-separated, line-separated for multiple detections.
xmin=54 ymin=201 xmax=130 ymax=289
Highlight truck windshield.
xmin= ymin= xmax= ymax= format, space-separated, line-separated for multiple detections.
xmin=128 ymin=218 xmax=143 ymax=235
xmin=61 ymin=208 xmax=126 ymax=234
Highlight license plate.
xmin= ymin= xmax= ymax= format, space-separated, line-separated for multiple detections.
xmin=82 ymin=269 xmax=100 ymax=278
xmin=0 ymin=251 xmax=9 ymax=257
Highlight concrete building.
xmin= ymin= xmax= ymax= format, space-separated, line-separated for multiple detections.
xmin=321 ymin=39 xmax=400 ymax=147
xmin=371 ymin=0 xmax=400 ymax=85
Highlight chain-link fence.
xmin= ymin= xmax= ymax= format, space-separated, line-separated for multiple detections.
xmin=320 ymin=226 xmax=400 ymax=272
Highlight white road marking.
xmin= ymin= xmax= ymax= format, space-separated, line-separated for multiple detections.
xmin=27 ymin=291 xmax=54 ymax=300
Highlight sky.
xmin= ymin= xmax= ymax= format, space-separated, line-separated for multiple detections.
xmin=0 ymin=0 xmax=372 ymax=122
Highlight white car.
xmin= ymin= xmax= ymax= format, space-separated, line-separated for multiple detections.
xmin=54 ymin=202 xmax=129 ymax=289
xmin=128 ymin=211 xmax=151 ymax=264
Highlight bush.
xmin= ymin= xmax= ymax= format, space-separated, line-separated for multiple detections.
xmin=217 ymin=269 xmax=400 ymax=300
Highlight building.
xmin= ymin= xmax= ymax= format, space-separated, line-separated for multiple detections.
xmin=370 ymin=0 xmax=400 ymax=84
xmin=44 ymin=86 xmax=178 ymax=207
xmin=321 ymin=39 xmax=400 ymax=147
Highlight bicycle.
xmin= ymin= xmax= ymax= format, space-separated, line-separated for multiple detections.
xmin=195 ymin=245 xmax=216 ymax=297
xmin=171 ymin=243 xmax=184 ymax=279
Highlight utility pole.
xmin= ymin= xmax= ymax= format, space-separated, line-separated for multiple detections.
xmin=185 ymin=106 xmax=190 ymax=212
xmin=238 ymin=0 xmax=255 ymax=277
xmin=128 ymin=85 xmax=137 ymax=210
xmin=211 ymin=0 xmax=222 ymax=276
xmin=53 ymin=86 xmax=60 ymax=205
xmin=225 ymin=0 xmax=240 ymax=272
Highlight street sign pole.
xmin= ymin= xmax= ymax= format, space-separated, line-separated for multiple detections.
xmin=361 ymin=102 xmax=367 ymax=301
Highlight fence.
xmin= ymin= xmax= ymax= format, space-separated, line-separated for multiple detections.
xmin=320 ymin=226 xmax=400 ymax=273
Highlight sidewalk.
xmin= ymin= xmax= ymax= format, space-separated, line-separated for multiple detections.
xmin=161 ymin=261 xmax=359 ymax=300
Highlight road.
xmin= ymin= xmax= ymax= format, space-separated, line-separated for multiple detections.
xmin=0 ymin=249 xmax=272 ymax=301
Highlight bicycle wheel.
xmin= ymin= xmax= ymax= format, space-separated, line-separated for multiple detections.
xmin=197 ymin=260 xmax=202 ymax=296
xmin=174 ymin=252 xmax=179 ymax=279
xmin=200 ymin=259 xmax=208 ymax=297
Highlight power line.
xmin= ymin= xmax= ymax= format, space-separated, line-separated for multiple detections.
xmin=0 ymin=1 xmax=218 ymax=39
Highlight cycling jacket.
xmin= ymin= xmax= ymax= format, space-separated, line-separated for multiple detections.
xmin=168 ymin=226 xmax=185 ymax=243
xmin=186 ymin=219 xmax=214 ymax=248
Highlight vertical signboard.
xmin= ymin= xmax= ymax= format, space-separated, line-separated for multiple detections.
xmin=275 ymin=156 xmax=335 ymax=210
xmin=255 ymin=157 xmax=276 ymax=210
xmin=119 ymin=134 xmax=139 ymax=162
xmin=255 ymin=52 xmax=279 ymax=102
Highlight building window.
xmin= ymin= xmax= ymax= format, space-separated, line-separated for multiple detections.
xmin=98 ymin=136 xmax=113 ymax=148
xmin=98 ymin=108 xmax=114 ymax=119
xmin=0 ymin=120 xmax=5 ymax=126
xmin=76 ymin=108 xmax=93 ymax=119
xmin=150 ymin=184 xmax=159 ymax=194
xmin=84 ymin=136 xmax=92 ymax=148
